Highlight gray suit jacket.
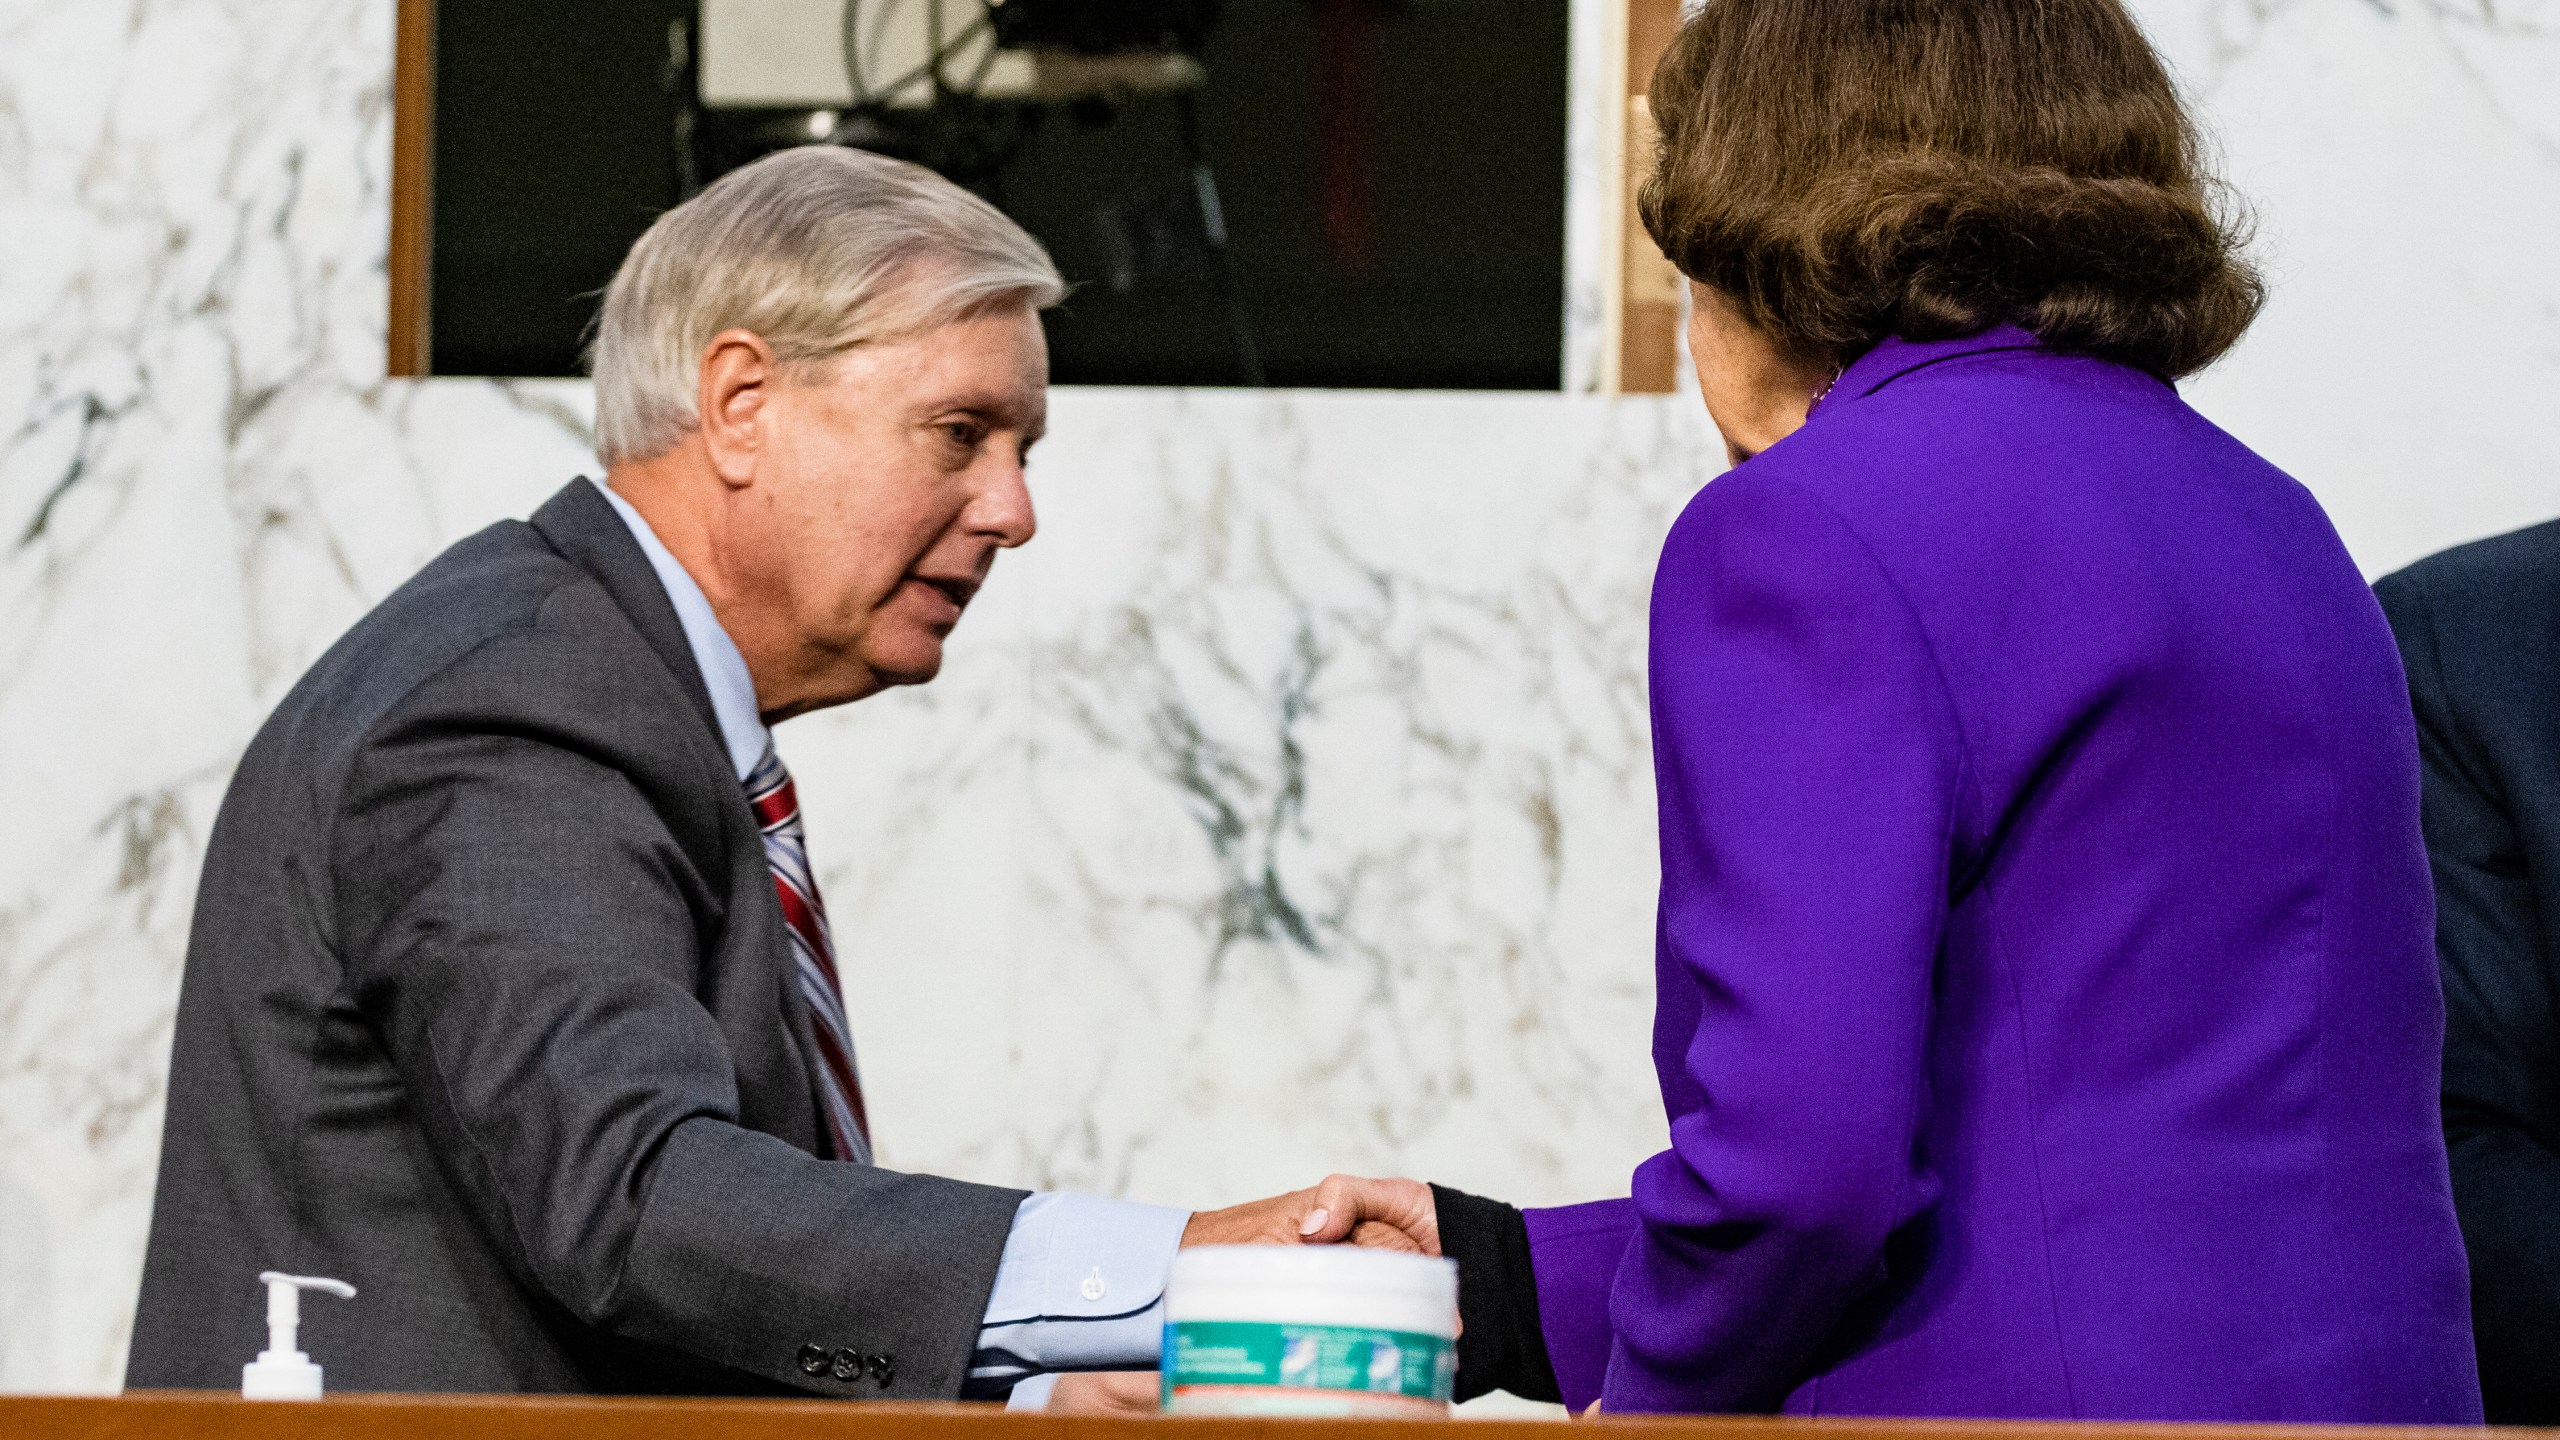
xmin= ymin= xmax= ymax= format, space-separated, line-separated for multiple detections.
xmin=127 ymin=478 xmax=1025 ymax=1396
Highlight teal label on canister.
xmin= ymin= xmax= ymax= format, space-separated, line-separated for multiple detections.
xmin=1163 ymin=1320 xmax=1455 ymax=1401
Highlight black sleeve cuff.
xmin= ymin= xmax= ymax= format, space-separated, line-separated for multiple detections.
xmin=1432 ymin=1182 xmax=1562 ymax=1404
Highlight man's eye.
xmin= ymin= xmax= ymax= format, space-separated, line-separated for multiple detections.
xmin=941 ymin=421 xmax=984 ymax=448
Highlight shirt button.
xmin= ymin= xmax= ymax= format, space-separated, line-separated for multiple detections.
xmin=832 ymin=1347 xmax=865 ymax=1381
xmin=869 ymin=1353 xmax=895 ymax=1387
xmin=797 ymin=1344 xmax=830 ymax=1377
xmin=1080 ymin=1267 xmax=1107 ymax=1302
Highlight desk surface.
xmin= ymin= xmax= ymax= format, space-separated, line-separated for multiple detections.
xmin=0 ymin=1395 xmax=2504 ymax=1440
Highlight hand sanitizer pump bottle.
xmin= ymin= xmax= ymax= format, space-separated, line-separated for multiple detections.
xmin=241 ymin=1271 xmax=357 ymax=1400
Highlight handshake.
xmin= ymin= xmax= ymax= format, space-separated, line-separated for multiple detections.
xmin=1185 ymin=1173 xmax=1440 ymax=1254
xmin=1042 ymin=1174 xmax=1444 ymax=1416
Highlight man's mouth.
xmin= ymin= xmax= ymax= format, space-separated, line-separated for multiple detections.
xmin=913 ymin=575 xmax=978 ymax=612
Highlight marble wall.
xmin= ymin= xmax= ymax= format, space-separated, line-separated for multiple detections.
xmin=1 ymin=0 xmax=2555 ymax=1395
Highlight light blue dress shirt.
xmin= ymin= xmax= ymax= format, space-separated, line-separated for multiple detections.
xmin=600 ymin=484 xmax=1188 ymax=1407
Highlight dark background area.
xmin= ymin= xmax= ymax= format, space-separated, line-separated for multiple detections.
xmin=429 ymin=1 xmax=1568 ymax=389
xmin=429 ymin=0 xmax=693 ymax=379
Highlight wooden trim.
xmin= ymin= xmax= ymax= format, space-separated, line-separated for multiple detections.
xmin=0 ymin=1395 xmax=2512 ymax=1440
xmin=387 ymin=0 xmax=437 ymax=378
xmin=0 ymin=1393 xmax=2511 ymax=1440
xmin=1627 ymin=0 xmax=1684 ymax=91
xmin=1615 ymin=0 xmax=1685 ymax=395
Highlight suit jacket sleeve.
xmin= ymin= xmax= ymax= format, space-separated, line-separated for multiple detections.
xmin=1600 ymin=474 xmax=1964 ymax=1413
xmin=2377 ymin=568 xmax=2560 ymax=1422
xmin=331 ymin=596 xmax=1026 ymax=1398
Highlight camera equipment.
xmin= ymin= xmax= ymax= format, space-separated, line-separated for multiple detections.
xmin=688 ymin=0 xmax=1258 ymax=382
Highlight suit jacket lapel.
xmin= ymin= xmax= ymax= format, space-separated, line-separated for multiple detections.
xmin=531 ymin=477 xmax=834 ymax=1156
xmin=529 ymin=477 xmax=725 ymax=742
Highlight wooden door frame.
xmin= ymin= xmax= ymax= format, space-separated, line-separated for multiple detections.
xmin=1615 ymin=0 xmax=1684 ymax=394
xmin=388 ymin=0 xmax=436 ymax=378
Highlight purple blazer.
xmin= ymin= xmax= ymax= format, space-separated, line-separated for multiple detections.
xmin=1523 ymin=330 xmax=2480 ymax=1421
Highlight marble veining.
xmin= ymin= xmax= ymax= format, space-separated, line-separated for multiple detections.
xmin=790 ymin=391 xmax=1708 ymax=1211
xmin=4 ymin=0 xmax=2559 ymax=1396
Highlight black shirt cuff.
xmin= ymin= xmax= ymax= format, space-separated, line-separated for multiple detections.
xmin=1432 ymin=1182 xmax=1562 ymax=1404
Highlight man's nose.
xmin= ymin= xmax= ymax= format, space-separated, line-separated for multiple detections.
xmin=973 ymin=459 xmax=1037 ymax=549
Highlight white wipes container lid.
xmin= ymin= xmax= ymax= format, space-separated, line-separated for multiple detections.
xmin=1162 ymin=1246 xmax=1460 ymax=1418
xmin=242 ymin=1271 xmax=357 ymax=1401
xmin=1168 ymin=1245 xmax=1458 ymax=1337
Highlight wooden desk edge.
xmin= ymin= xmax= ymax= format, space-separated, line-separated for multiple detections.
xmin=1 ymin=1394 xmax=2521 ymax=1440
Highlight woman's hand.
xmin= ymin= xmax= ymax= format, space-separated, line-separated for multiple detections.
xmin=1296 ymin=1175 xmax=1442 ymax=1255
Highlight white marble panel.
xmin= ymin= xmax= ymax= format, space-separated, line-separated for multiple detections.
xmin=788 ymin=389 xmax=1707 ymax=1209
xmin=1561 ymin=0 xmax=1624 ymax=392
xmin=2149 ymin=0 xmax=2560 ymax=572
xmin=0 ymin=0 xmax=1702 ymax=1372
xmin=0 ymin=0 xmax=592 ymax=1385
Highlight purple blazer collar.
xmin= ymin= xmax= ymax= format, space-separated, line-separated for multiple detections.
xmin=1828 ymin=325 xmax=2045 ymax=408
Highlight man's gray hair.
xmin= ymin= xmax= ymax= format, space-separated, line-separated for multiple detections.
xmin=590 ymin=146 xmax=1064 ymax=465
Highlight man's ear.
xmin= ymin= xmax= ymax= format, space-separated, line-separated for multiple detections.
xmin=697 ymin=329 xmax=776 ymax=489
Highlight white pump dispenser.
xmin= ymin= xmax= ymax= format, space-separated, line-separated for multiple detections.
xmin=241 ymin=1271 xmax=356 ymax=1400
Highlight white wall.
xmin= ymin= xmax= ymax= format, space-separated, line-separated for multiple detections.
xmin=0 ymin=0 xmax=2552 ymax=1394
xmin=2152 ymin=0 xmax=2560 ymax=573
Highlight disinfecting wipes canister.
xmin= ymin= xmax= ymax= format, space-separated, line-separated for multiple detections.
xmin=1161 ymin=1245 xmax=1459 ymax=1417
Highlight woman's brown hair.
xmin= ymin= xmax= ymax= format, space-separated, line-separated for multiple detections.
xmin=1641 ymin=0 xmax=2262 ymax=379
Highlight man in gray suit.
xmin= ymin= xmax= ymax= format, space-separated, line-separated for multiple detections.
xmin=127 ymin=147 xmax=1411 ymax=1407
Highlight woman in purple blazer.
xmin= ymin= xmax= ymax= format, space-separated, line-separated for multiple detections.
xmin=1309 ymin=0 xmax=2479 ymax=1420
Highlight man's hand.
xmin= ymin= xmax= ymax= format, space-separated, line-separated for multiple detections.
xmin=1042 ymin=1371 xmax=1160 ymax=1416
xmin=1181 ymin=1174 xmax=1441 ymax=1255
xmin=1179 ymin=1184 xmax=1329 ymax=1247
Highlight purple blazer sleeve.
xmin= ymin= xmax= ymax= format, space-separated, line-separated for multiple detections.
xmin=1521 ymin=1199 xmax=1637 ymax=1410
xmin=1587 ymin=471 xmax=1966 ymax=1413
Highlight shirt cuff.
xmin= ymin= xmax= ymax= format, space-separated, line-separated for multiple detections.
xmin=971 ymin=1192 xmax=1192 ymax=1383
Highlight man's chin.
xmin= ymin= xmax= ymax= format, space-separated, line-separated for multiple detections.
xmin=866 ymin=638 xmax=947 ymax=689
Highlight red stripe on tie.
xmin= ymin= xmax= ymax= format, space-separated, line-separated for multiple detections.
xmin=750 ymin=777 xmax=797 ymax=830
xmin=772 ymin=880 xmax=839 ymax=982
xmin=749 ymin=746 xmax=872 ymax=1162
xmin=807 ymin=1023 xmax=864 ymax=1125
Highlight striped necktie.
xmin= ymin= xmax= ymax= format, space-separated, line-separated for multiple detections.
xmin=744 ymin=741 xmax=874 ymax=1165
